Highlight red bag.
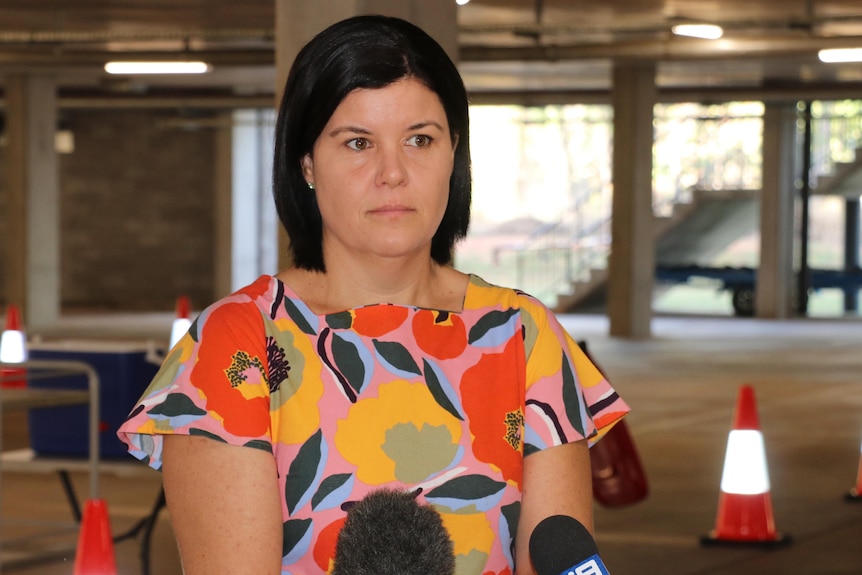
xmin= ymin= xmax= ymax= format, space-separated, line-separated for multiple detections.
xmin=578 ymin=341 xmax=649 ymax=508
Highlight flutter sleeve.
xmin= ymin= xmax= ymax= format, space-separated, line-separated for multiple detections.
xmin=519 ymin=294 xmax=629 ymax=454
xmin=117 ymin=293 xmax=274 ymax=470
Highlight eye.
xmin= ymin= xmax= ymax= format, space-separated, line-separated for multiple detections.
xmin=407 ymin=134 xmax=433 ymax=148
xmin=346 ymin=137 xmax=370 ymax=151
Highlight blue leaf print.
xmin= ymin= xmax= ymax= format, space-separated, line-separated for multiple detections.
xmin=311 ymin=473 xmax=355 ymax=511
xmin=423 ymin=358 xmax=464 ymax=420
xmin=523 ymin=419 xmax=548 ymax=455
xmin=372 ymin=339 xmax=422 ymax=378
xmin=468 ymin=309 xmax=519 ymax=348
xmin=285 ymin=429 xmax=327 ymax=514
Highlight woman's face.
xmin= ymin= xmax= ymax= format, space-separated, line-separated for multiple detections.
xmin=301 ymin=77 xmax=456 ymax=267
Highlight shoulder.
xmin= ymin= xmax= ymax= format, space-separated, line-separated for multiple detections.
xmin=465 ymin=274 xmax=550 ymax=318
xmin=193 ymin=275 xmax=280 ymax=337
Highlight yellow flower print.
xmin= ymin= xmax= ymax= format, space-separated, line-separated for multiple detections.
xmin=335 ymin=380 xmax=462 ymax=485
xmin=270 ymin=318 xmax=324 ymax=445
xmin=521 ymin=300 xmax=562 ymax=383
xmin=439 ymin=511 xmax=495 ymax=572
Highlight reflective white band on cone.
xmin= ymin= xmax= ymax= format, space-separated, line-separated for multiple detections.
xmin=170 ymin=318 xmax=193 ymax=349
xmin=719 ymin=429 xmax=770 ymax=495
xmin=0 ymin=330 xmax=27 ymax=363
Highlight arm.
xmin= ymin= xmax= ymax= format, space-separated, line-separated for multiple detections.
xmin=162 ymin=434 xmax=283 ymax=575
xmin=514 ymin=440 xmax=593 ymax=575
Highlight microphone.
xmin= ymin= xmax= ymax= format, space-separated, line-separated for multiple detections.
xmin=331 ymin=488 xmax=455 ymax=575
xmin=528 ymin=515 xmax=610 ymax=575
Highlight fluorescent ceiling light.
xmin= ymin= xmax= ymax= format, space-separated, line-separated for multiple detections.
xmin=671 ymin=24 xmax=723 ymax=40
xmin=818 ymin=48 xmax=862 ymax=63
xmin=104 ymin=61 xmax=211 ymax=75
xmin=456 ymin=0 xmax=470 ymax=4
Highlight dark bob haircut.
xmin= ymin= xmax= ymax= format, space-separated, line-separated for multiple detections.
xmin=272 ymin=14 xmax=471 ymax=271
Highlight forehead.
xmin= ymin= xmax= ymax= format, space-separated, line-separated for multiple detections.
xmin=329 ymin=78 xmax=447 ymax=124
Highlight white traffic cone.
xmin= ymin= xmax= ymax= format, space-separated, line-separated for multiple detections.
xmin=1 ymin=304 xmax=28 ymax=388
xmin=169 ymin=295 xmax=192 ymax=348
xmin=701 ymin=384 xmax=790 ymax=547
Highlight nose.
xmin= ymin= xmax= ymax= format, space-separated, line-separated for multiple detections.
xmin=375 ymin=143 xmax=407 ymax=188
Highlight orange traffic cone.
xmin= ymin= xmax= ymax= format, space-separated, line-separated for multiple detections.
xmin=701 ymin=385 xmax=790 ymax=547
xmin=169 ymin=295 xmax=192 ymax=348
xmin=73 ymin=499 xmax=118 ymax=575
xmin=1 ymin=304 xmax=28 ymax=388
xmin=845 ymin=437 xmax=862 ymax=502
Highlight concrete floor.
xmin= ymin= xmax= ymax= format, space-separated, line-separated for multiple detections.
xmin=2 ymin=311 xmax=861 ymax=574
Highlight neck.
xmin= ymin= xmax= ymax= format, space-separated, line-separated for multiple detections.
xmin=281 ymin=254 xmax=466 ymax=315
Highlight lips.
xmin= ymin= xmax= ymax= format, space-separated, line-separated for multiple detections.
xmin=368 ymin=205 xmax=414 ymax=215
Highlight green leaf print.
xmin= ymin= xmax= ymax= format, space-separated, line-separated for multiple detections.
xmin=467 ymin=308 xmax=518 ymax=344
xmin=331 ymin=333 xmax=367 ymax=395
xmin=501 ymin=501 xmax=521 ymax=554
xmin=188 ymin=428 xmax=227 ymax=442
xmin=282 ymin=518 xmax=312 ymax=557
xmin=311 ymin=473 xmax=352 ymax=510
xmin=372 ymin=339 xmax=421 ymax=375
xmin=422 ymin=359 xmax=463 ymax=420
xmin=148 ymin=393 xmax=206 ymax=417
xmin=285 ymin=429 xmax=322 ymax=515
xmin=243 ymin=439 xmax=273 ymax=453
xmin=326 ymin=311 xmax=352 ymax=330
xmin=561 ymin=354 xmax=586 ymax=438
xmin=426 ymin=474 xmax=506 ymax=500
xmin=283 ymin=296 xmax=316 ymax=335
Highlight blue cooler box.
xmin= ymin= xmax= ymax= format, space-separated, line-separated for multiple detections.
xmin=27 ymin=340 xmax=162 ymax=458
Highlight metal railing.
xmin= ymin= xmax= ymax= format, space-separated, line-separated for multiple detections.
xmin=477 ymin=102 xmax=862 ymax=307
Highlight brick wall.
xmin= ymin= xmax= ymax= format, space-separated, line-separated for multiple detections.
xmin=1 ymin=108 xmax=218 ymax=312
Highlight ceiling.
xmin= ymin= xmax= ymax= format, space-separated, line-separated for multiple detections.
xmin=2 ymin=0 xmax=862 ymax=105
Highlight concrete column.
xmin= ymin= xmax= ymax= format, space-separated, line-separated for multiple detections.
xmin=4 ymin=75 xmax=60 ymax=327
xmin=844 ymin=197 xmax=860 ymax=312
xmin=213 ymin=111 xmax=233 ymax=298
xmin=757 ymin=103 xmax=797 ymax=318
xmin=608 ymin=62 xmax=657 ymax=339
xmin=273 ymin=0 xmax=458 ymax=270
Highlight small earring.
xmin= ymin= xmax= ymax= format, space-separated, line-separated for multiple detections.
xmin=307 ymin=181 xmax=315 ymax=190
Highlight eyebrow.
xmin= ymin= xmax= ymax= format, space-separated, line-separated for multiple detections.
xmin=326 ymin=121 xmax=446 ymax=138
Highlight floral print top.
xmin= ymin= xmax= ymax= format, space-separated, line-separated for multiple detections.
xmin=117 ymin=274 xmax=629 ymax=575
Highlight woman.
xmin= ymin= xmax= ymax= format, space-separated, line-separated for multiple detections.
xmin=118 ymin=14 xmax=629 ymax=575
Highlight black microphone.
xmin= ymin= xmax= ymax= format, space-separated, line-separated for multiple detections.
xmin=331 ymin=488 xmax=455 ymax=575
xmin=529 ymin=515 xmax=610 ymax=575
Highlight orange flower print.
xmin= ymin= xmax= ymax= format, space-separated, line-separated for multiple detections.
xmin=313 ymin=516 xmax=346 ymax=572
xmin=352 ymin=305 xmax=410 ymax=337
xmin=412 ymin=310 xmax=468 ymax=360
xmin=190 ymin=302 xmax=270 ymax=438
xmin=461 ymin=338 xmax=524 ymax=483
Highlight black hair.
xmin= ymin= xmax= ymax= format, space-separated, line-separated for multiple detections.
xmin=272 ymin=14 xmax=471 ymax=271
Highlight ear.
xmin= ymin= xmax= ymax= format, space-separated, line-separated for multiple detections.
xmin=301 ymin=154 xmax=314 ymax=185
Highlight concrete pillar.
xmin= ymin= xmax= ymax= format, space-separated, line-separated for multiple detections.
xmin=213 ymin=111 xmax=233 ymax=298
xmin=608 ymin=62 xmax=657 ymax=339
xmin=4 ymin=74 xmax=60 ymax=327
xmin=273 ymin=0 xmax=458 ymax=270
xmin=845 ymin=197 xmax=860 ymax=312
xmin=757 ymin=103 xmax=797 ymax=318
